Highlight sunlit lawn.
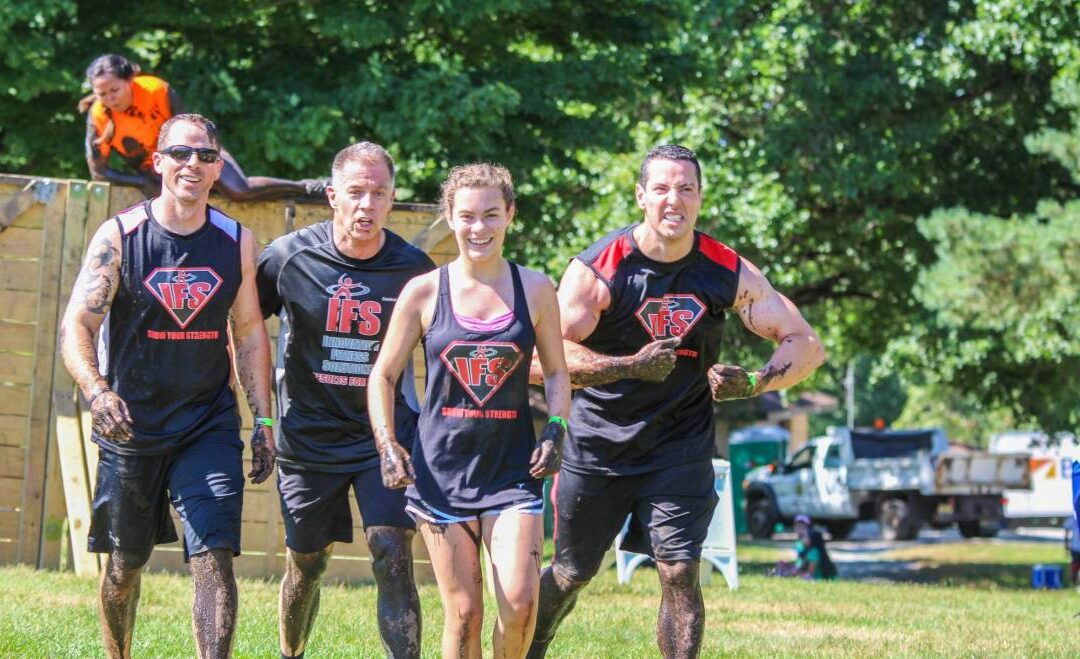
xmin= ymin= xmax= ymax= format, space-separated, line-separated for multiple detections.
xmin=2 ymin=539 xmax=1078 ymax=657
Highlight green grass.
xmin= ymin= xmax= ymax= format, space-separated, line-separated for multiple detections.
xmin=2 ymin=540 xmax=1079 ymax=657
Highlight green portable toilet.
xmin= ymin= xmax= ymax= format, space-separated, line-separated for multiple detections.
xmin=729 ymin=426 xmax=789 ymax=535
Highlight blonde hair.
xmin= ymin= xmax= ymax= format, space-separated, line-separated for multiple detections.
xmin=438 ymin=163 xmax=515 ymax=220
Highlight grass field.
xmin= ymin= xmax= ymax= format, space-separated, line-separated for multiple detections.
xmin=2 ymin=539 xmax=1078 ymax=657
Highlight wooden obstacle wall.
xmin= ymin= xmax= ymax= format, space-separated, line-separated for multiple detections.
xmin=0 ymin=173 xmax=455 ymax=582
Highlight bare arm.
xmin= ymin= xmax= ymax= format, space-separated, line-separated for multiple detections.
xmin=60 ymin=220 xmax=134 ymax=440
xmin=526 ymin=271 xmax=571 ymax=478
xmin=230 ymin=228 xmax=275 ymax=483
xmin=368 ymin=274 xmax=434 ymax=488
xmin=528 ymin=259 xmax=679 ymax=388
xmin=709 ymin=257 xmax=826 ymax=400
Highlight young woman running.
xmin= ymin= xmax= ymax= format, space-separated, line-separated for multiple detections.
xmin=368 ymin=163 xmax=570 ymax=658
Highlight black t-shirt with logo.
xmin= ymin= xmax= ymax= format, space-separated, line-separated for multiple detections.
xmin=257 ymin=222 xmax=435 ymax=472
xmin=97 ymin=201 xmax=242 ymax=455
xmin=566 ymin=225 xmax=741 ymax=476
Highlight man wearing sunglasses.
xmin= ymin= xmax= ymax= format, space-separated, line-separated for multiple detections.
xmin=60 ymin=112 xmax=274 ymax=659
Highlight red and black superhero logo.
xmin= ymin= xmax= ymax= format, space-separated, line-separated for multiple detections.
xmin=635 ymin=294 xmax=705 ymax=339
xmin=143 ymin=267 xmax=223 ymax=328
xmin=325 ymin=273 xmax=381 ymax=335
xmin=440 ymin=341 xmax=522 ymax=407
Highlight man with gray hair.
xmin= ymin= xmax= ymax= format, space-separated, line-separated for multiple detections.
xmin=257 ymin=142 xmax=434 ymax=658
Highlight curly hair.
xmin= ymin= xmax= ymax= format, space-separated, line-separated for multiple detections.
xmin=438 ymin=162 xmax=515 ymax=220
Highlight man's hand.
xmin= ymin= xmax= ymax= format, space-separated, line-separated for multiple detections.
xmin=529 ymin=420 xmax=566 ymax=478
xmin=90 ymin=390 xmax=134 ymax=441
xmin=248 ymin=425 xmax=276 ymax=484
xmin=708 ymin=363 xmax=759 ymax=401
xmin=628 ymin=337 xmax=681 ymax=382
xmin=379 ymin=441 xmax=416 ymax=489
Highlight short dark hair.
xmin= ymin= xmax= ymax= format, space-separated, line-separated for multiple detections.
xmin=638 ymin=144 xmax=702 ymax=189
xmin=157 ymin=113 xmax=220 ymax=150
xmin=85 ymin=53 xmax=139 ymax=82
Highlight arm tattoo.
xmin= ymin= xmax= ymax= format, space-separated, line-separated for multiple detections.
xmin=81 ymin=237 xmax=120 ymax=315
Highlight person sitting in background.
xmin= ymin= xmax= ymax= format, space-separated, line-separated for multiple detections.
xmin=773 ymin=514 xmax=837 ymax=580
xmin=78 ymin=53 xmax=326 ymax=201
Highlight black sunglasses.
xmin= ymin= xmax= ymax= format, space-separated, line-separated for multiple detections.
xmin=159 ymin=145 xmax=221 ymax=164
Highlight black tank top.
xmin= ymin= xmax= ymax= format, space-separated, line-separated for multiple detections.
xmin=408 ymin=263 xmax=540 ymax=510
xmin=565 ymin=225 xmax=740 ymax=475
xmin=96 ymin=201 xmax=241 ymax=455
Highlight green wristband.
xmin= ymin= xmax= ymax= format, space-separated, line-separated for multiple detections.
xmin=254 ymin=417 xmax=274 ymax=428
xmin=744 ymin=372 xmax=758 ymax=398
xmin=548 ymin=415 xmax=568 ymax=432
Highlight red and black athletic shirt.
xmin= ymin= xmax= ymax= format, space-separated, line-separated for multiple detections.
xmin=96 ymin=201 xmax=242 ymax=455
xmin=257 ymin=222 xmax=435 ymax=473
xmin=565 ymin=225 xmax=741 ymax=476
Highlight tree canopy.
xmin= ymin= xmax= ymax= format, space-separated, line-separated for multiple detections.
xmin=2 ymin=1 xmax=1078 ymax=436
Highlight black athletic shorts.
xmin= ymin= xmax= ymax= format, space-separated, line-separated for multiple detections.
xmin=277 ymin=463 xmax=414 ymax=553
xmin=88 ymin=431 xmax=244 ymax=564
xmin=551 ymin=459 xmax=718 ymax=581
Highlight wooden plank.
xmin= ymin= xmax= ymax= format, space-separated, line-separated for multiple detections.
xmin=0 ymin=446 xmax=25 ymax=479
xmin=0 ymin=321 xmax=36 ymax=354
xmin=0 ymin=414 xmax=29 ymax=446
xmin=0 ymin=384 xmax=30 ymax=416
xmin=0 ymin=509 xmax=19 ymax=539
xmin=0 ymin=259 xmax=41 ymax=292
xmin=0 ymin=353 xmax=34 ymax=384
xmin=0 ymin=291 xmax=37 ymax=323
xmin=18 ymin=181 xmax=68 ymax=565
xmin=0 ymin=477 xmax=22 ymax=511
xmin=0 ymin=227 xmax=45 ymax=258
xmin=43 ymin=180 xmax=99 ymax=570
xmin=106 ymin=185 xmax=144 ymax=217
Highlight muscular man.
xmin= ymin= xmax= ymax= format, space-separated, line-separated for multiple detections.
xmin=60 ymin=113 xmax=274 ymax=659
xmin=528 ymin=145 xmax=826 ymax=658
xmin=257 ymin=142 xmax=433 ymax=658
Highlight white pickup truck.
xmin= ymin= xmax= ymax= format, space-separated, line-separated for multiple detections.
xmin=743 ymin=427 xmax=1031 ymax=541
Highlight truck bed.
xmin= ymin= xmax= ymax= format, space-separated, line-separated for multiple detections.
xmin=846 ymin=452 xmax=1030 ymax=495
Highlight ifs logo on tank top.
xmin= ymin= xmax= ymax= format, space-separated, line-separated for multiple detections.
xmin=440 ymin=342 xmax=522 ymax=407
xmin=636 ymin=294 xmax=705 ymax=339
xmin=143 ymin=267 xmax=223 ymax=328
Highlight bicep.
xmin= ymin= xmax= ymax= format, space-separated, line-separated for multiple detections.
xmin=65 ymin=222 xmax=122 ymax=332
xmin=556 ymin=260 xmax=608 ymax=343
xmin=533 ymin=279 xmax=567 ymax=372
xmin=733 ymin=258 xmax=814 ymax=342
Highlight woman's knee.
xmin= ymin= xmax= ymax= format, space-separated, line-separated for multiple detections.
xmin=444 ymin=593 xmax=484 ymax=635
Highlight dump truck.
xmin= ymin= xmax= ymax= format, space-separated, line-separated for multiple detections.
xmin=743 ymin=427 xmax=1030 ymax=541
